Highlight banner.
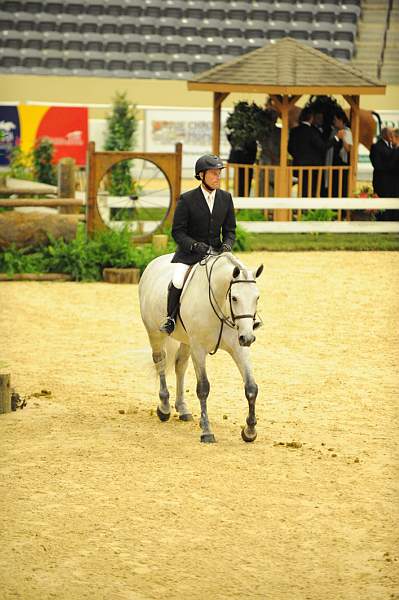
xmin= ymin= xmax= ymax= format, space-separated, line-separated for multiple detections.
xmin=0 ymin=105 xmax=88 ymax=166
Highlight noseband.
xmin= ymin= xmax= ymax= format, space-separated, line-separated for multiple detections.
xmin=203 ymin=254 xmax=258 ymax=354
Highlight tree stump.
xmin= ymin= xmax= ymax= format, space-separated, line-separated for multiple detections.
xmin=152 ymin=234 xmax=168 ymax=251
xmin=0 ymin=374 xmax=11 ymax=414
xmin=103 ymin=268 xmax=140 ymax=284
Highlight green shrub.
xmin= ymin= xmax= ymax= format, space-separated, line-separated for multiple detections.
xmin=233 ymin=224 xmax=252 ymax=252
xmin=7 ymin=146 xmax=33 ymax=181
xmin=301 ymin=209 xmax=337 ymax=221
xmin=32 ymin=138 xmax=57 ymax=185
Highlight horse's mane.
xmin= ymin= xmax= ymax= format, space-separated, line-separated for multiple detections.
xmin=210 ymin=253 xmax=252 ymax=280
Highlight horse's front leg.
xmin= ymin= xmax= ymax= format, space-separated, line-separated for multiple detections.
xmin=190 ymin=344 xmax=215 ymax=443
xmin=174 ymin=342 xmax=193 ymax=421
xmin=229 ymin=345 xmax=258 ymax=442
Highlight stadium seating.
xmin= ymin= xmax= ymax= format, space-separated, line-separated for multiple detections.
xmin=0 ymin=0 xmax=395 ymax=81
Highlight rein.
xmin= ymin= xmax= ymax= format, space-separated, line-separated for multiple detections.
xmin=201 ymin=254 xmax=257 ymax=355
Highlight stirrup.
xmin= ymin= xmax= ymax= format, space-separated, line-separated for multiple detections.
xmin=159 ymin=317 xmax=176 ymax=335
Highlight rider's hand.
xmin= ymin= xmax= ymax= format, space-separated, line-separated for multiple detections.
xmin=220 ymin=243 xmax=232 ymax=253
xmin=192 ymin=241 xmax=209 ymax=254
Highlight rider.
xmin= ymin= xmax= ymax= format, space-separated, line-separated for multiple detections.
xmin=159 ymin=154 xmax=236 ymax=335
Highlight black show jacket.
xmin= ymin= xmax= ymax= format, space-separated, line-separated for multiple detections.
xmin=171 ymin=186 xmax=236 ymax=265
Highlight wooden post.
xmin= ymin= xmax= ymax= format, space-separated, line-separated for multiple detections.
xmin=212 ymin=92 xmax=229 ymax=155
xmin=58 ymin=158 xmax=78 ymax=214
xmin=152 ymin=234 xmax=168 ymax=251
xmin=0 ymin=374 xmax=11 ymax=414
xmin=273 ymin=94 xmax=290 ymax=221
xmin=344 ymin=95 xmax=360 ymax=199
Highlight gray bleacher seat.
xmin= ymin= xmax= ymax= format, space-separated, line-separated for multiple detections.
xmin=206 ymin=2 xmax=226 ymax=21
xmin=43 ymin=50 xmax=64 ymax=70
xmin=267 ymin=23 xmax=289 ymax=40
xmin=85 ymin=0 xmax=106 ymax=16
xmin=59 ymin=15 xmax=80 ymax=33
xmin=98 ymin=15 xmax=120 ymax=35
xmin=120 ymin=21 xmax=137 ymax=35
xmin=223 ymin=20 xmax=246 ymax=38
xmin=36 ymin=14 xmax=59 ymax=32
xmin=43 ymin=32 xmax=63 ymax=51
xmin=0 ymin=46 xmax=20 ymax=68
xmin=45 ymin=2 xmax=63 ymax=15
xmin=144 ymin=3 xmax=161 ymax=18
xmin=204 ymin=38 xmax=227 ymax=56
xmin=107 ymin=53 xmax=130 ymax=73
xmin=244 ymin=24 xmax=267 ymax=41
xmin=185 ymin=5 xmax=205 ymax=20
xmin=14 ymin=11 xmax=38 ymax=31
xmin=64 ymin=50 xmax=86 ymax=71
xmin=125 ymin=3 xmax=142 ymax=17
xmin=137 ymin=16 xmax=158 ymax=35
xmin=63 ymin=1 xmax=83 ymax=15
xmin=311 ymin=30 xmax=332 ymax=42
xmin=341 ymin=2 xmax=361 ymax=18
xmin=24 ymin=31 xmax=44 ymax=49
xmin=79 ymin=18 xmax=98 ymax=34
xmin=334 ymin=29 xmax=355 ymax=43
xmin=163 ymin=1 xmax=185 ymax=20
xmin=144 ymin=35 xmax=164 ymax=54
xmin=180 ymin=22 xmax=201 ymax=37
xmin=148 ymin=56 xmax=169 ymax=73
xmin=158 ymin=17 xmax=180 ymax=36
xmin=184 ymin=41 xmax=203 ymax=55
xmin=250 ymin=5 xmax=271 ymax=21
xmin=332 ymin=47 xmax=351 ymax=61
xmin=332 ymin=40 xmax=354 ymax=58
xmin=84 ymin=33 xmax=104 ymax=52
xmin=230 ymin=2 xmax=251 ymax=22
xmin=86 ymin=50 xmax=106 ymax=70
xmin=123 ymin=34 xmax=143 ymax=53
xmin=104 ymin=35 xmax=124 ymax=53
xmin=312 ymin=40 xmax=333 ymax=55
xmin=2 ymin=31 xmax=23 ymax=49
xmin=289 ymin=29 xmax=310 ymax=41
xmin=315 ymin=11 xmax=336 ymax=25
xmin=272 ymin=9 xmax=291 ymax=23
xmin=24 ymin=1 xmax=43 ymax=13
xmin=163 ymin=35 xmax=187 ymax=55
xmin=191 ymin=58 xmax=213 ymax=75
xmin=106 ymin=0 xmax=125 ymax=17
xmin=169 ymin=57 xmax=191 ymax=77
xmin=292 ymin=10 xmax=314 ymax=25
xmin=3 ymin=0 xmax=23 ymax=10
xmin=65 ymin=37 xmax=85 ymax=52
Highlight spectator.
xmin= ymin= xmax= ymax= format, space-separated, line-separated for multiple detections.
xmin=330 ymin=109 xmax=353 ymax=197
xmin=288 ymin=107 xmax=327 ymax=197
xmin=227 ymin=136 xmax=257 ymax=197
xmin=369 ymin=127 xmax=395 ymax=197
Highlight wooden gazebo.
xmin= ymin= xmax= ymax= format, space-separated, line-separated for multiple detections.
xmin=187 ymin=38 xmax=385 ymax=202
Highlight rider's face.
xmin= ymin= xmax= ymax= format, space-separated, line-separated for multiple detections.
xmin=202 ymin=168 xmax=222 ymax=189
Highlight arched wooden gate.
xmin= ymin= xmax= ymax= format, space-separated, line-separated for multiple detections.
xmin=86 ymin=141 xmax=182 ymax=242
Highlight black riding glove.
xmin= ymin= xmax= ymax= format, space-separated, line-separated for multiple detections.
xmin=191 ymin=241 xmax=209 ymax=254
xmin=220 ymin=243 xmax=232 ymax=253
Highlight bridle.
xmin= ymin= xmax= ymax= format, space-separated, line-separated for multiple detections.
xmin=202 ymin=253 xmax=259 ymax=355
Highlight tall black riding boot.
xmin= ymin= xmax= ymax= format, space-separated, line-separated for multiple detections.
xmin=159 ymin=283 xmax=182 ymax=335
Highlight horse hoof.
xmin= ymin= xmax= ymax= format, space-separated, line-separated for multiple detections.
xmin=241 ymin=427 xmax=257 ymax=443
xmin=179 ymin=413 xmax=193 ymax=422
xmin=157 ymin=407 xmax=170 ymax=422
xmin=201 ymin=433 xmax=216 ymax=443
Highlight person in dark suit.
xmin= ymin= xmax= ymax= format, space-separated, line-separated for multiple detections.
xmin=159 ymin=154 xmax=236 ymax=334
xmin=288 ymin=107 xmax=328 ymax=197
xmin=370 ymin=127 xmax=395 ymax=198
xmin=227 ymin=136 xmax=257 ymax=196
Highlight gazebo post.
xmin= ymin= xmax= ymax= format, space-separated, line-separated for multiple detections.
xmin=344 ymin=94 xmax=360 ymax=202
xmin=212 ymin=92 xmax=229 ymax=155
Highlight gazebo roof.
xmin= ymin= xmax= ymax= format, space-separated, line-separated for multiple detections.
xmin=187 ymin=38 xmax=385 ymax=95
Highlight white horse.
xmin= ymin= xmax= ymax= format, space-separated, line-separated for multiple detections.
xmin=138 ymin=252 xmax=263 ymax=443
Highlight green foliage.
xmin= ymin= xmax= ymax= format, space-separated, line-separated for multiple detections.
xmin=7 ymin=146 xmax=33 ymax=180
xmin=301 ymin=209 xmax=337 ymax=221
xmin=233 ymin=224 xmax=252 ymax=252
xmin=104 ymin=92 xmax=138 ymax=197
xmin=225 ymin=101 xmax=259 ymax=148
xmin=0 ymin=225 xmax=176 ymax=281
xmin=32 ymin=138 xmax=57 ymax=185
xmin=236 ymin=209 xmax=265 ymax=221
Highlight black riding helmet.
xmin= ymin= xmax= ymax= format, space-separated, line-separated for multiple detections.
xmin=195 ymin=154 xmax=224 ymax=180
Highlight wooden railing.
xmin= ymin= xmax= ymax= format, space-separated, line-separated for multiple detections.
xmin=223 ymin=163 xmax=351 ymax=198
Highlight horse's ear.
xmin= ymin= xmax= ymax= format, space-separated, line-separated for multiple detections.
xmin=255 ymin=264 xmax=264 ymax=278
xmin=232 ymin=266 xmax=240 ymax=279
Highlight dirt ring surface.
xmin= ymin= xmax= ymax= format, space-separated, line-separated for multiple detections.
xmin=0 ymin=251 xmax=398 ymax=600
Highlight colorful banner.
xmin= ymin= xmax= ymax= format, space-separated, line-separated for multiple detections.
xmin=0 ymin=105 xmax=88 ymax=166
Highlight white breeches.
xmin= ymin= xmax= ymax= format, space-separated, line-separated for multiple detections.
xmin=172 ymin=263 xmax=190 ymax=289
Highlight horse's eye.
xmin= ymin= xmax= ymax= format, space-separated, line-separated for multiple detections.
xmin=232 ymin=296 xmax=237 ymax=302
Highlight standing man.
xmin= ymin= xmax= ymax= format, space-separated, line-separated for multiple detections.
xmin=369 ymin=127 xmax=395 ymax=198
xmin=288 ymin=107 xmax=328 ymax=197
xmin=160 ymin=154 xmax=236 ymax=335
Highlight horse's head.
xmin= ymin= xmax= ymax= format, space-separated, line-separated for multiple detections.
xmin=230 ymin=263 xmax=263 ymax=347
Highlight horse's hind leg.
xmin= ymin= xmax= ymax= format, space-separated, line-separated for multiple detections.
xmin=175 ymin=343 xmax=193 ymax=421
xmin=149 ymin=335 xmax=171 ymax=422
xmin=191 ymin=344 xmax=215 ymax=443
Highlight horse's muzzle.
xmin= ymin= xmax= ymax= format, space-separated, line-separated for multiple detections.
xmin=239 ymin=334 xmax=256 ymax=347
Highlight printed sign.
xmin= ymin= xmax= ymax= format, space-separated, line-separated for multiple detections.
xmin=0 ymin=105 xmax=88 ymax=166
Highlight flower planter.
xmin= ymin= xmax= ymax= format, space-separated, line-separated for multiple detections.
xmin=102 ymin=267 xmax=140 ymax=284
